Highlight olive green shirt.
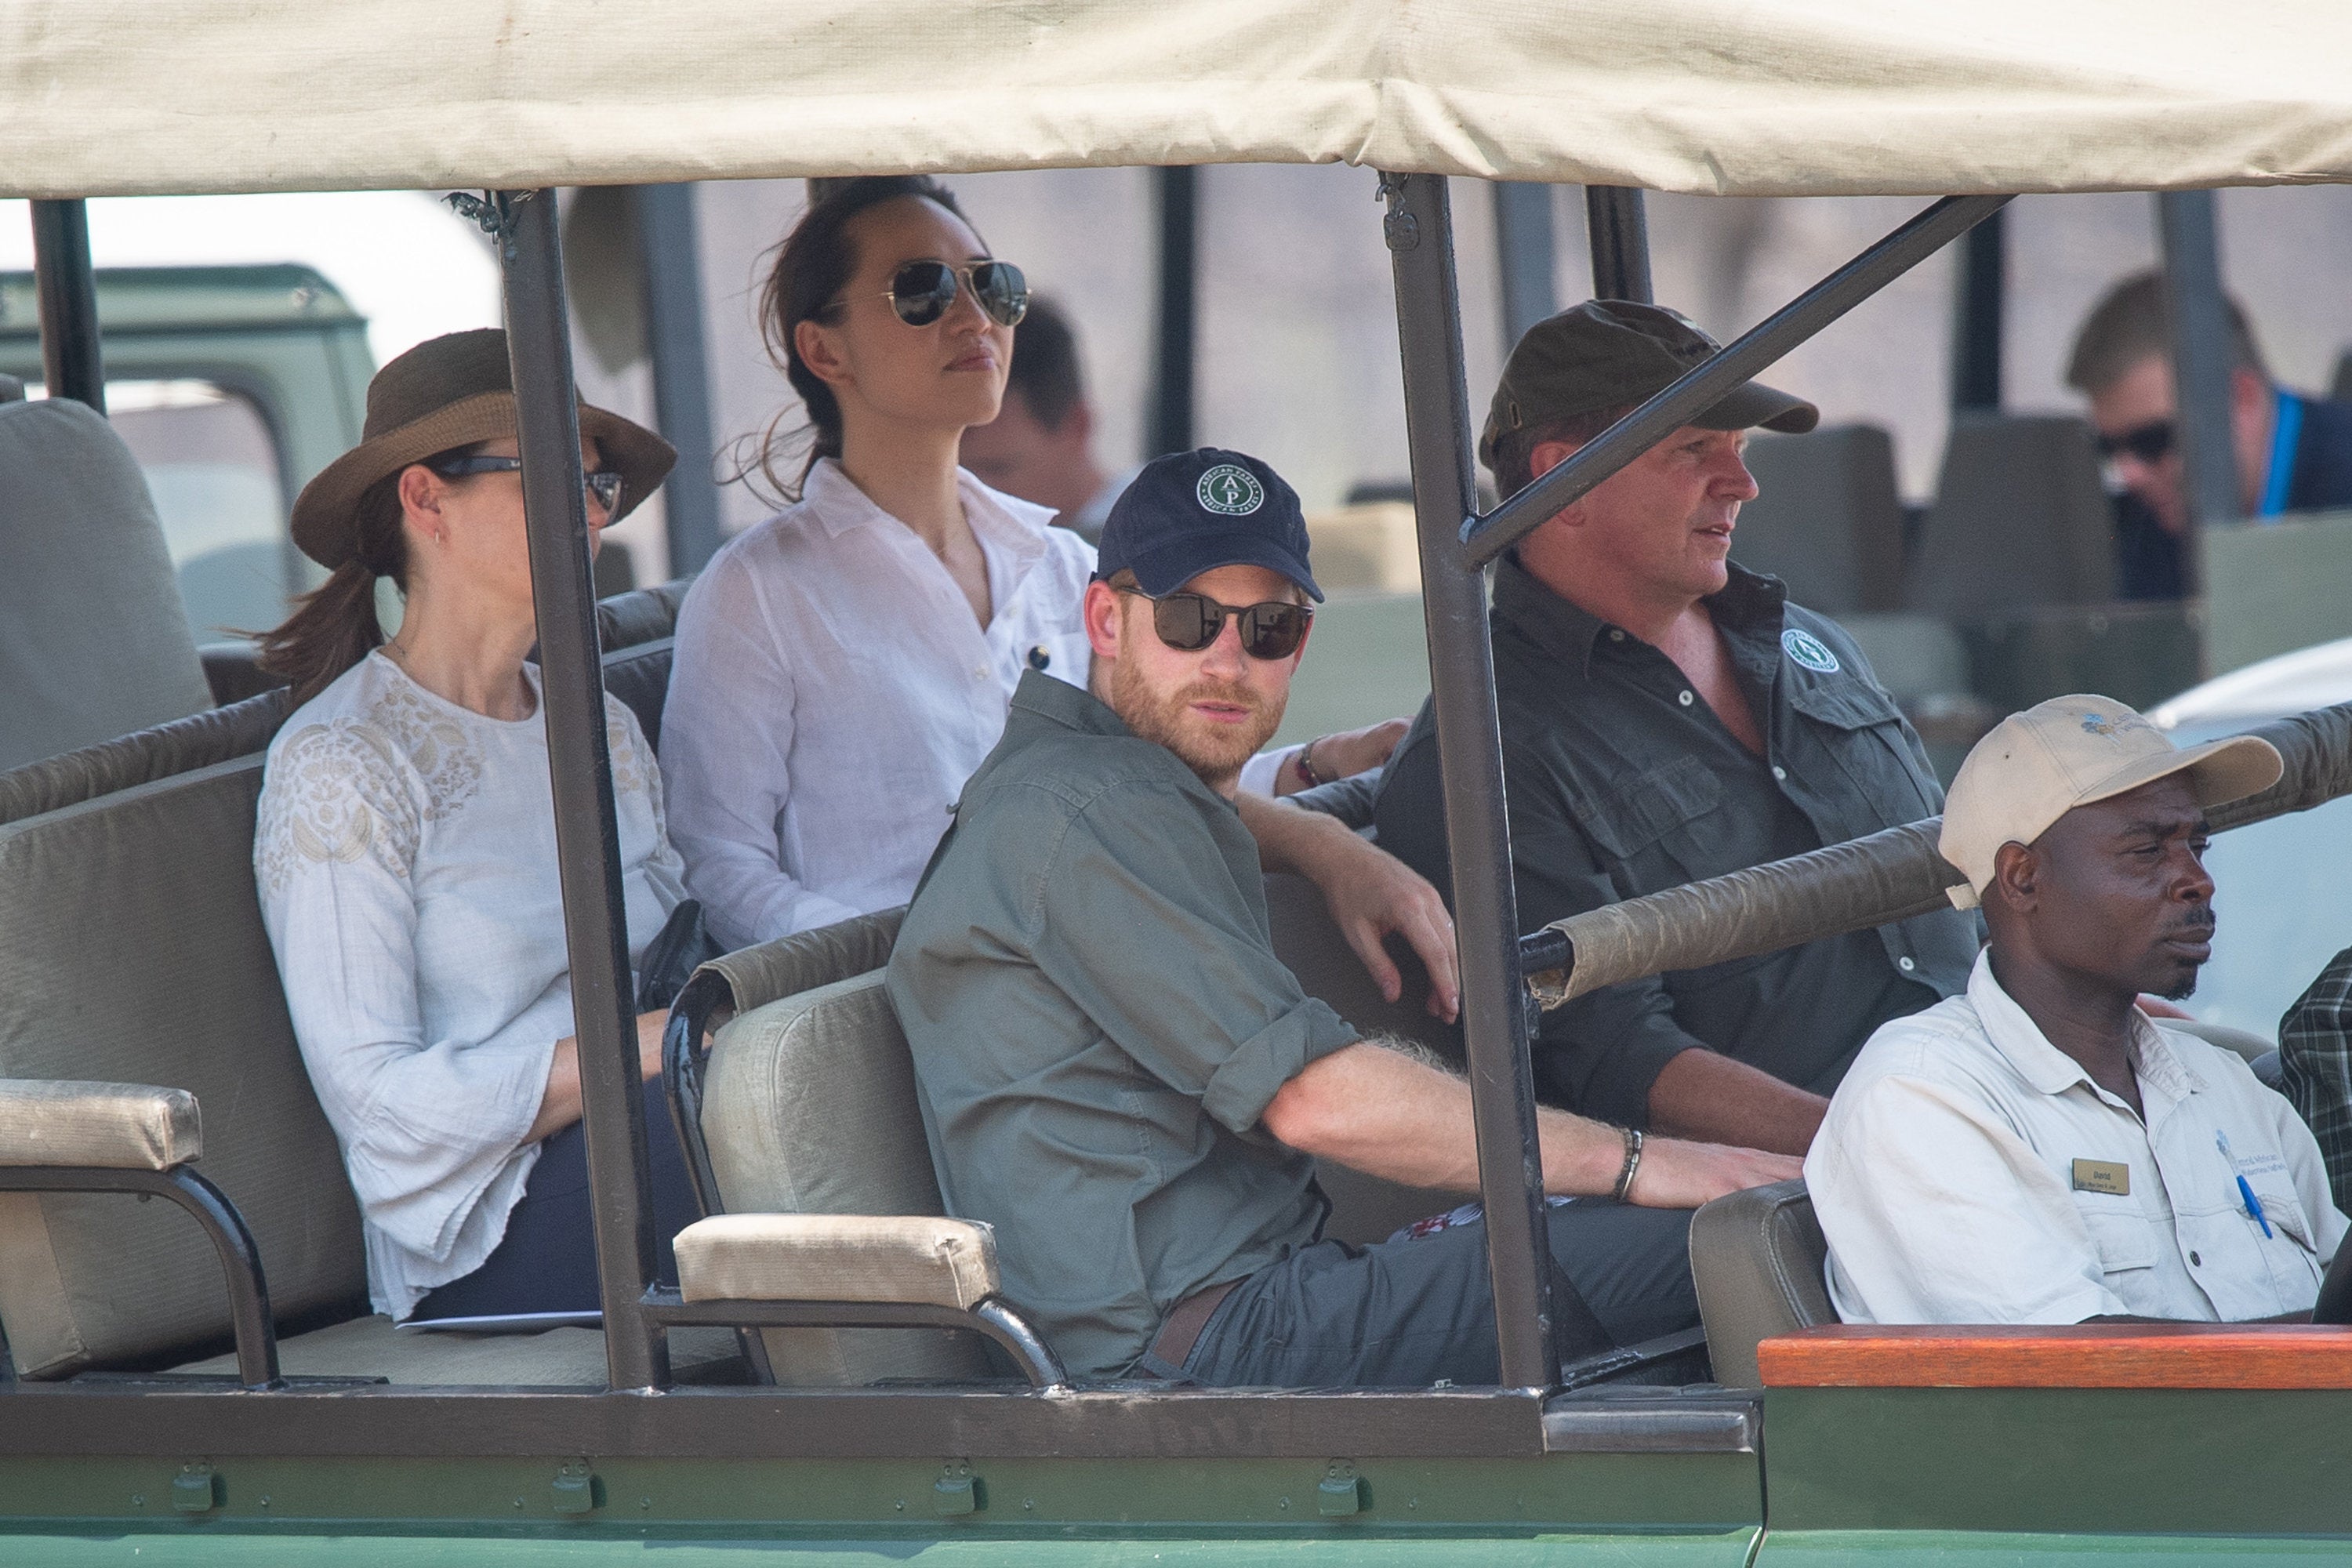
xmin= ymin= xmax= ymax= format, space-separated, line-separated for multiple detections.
xmin=887 ymin=671 xmax=1359 ymax=1379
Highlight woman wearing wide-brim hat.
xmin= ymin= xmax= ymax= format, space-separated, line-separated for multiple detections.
xmin=252 ymin=328 xmax=700 ymax=1324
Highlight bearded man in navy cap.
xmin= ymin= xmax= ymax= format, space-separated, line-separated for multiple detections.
xmin=888 ymin=448 xmax=1795 ymax=1387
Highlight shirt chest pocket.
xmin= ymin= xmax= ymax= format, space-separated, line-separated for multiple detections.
xmin=1787 ymin=679 xmax=1938 ymax=825
xmin=1571 ymin=755 xmax=1723 ymax=865
xmin=2076 ymin=1204 xmax=2159 ymax=1276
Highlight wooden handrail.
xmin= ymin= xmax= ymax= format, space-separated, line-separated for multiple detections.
xmin=1759 ymin=1323 xmax=2352 ymax=1390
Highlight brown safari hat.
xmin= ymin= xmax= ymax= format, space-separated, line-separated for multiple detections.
xmin=1480 ymin=299 xmax=1817 ymax=469
xmin=289 ymin=328 xmax=675 ymax=570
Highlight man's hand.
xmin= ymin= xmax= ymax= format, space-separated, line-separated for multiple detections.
xmin=1624 ymin=1137 xmax=1804 ymax=1209
xmin=1277 ymin=717 xmax=1410 ymax=795
xmin=2136 ymin=996 xmax=2195 ymax=1021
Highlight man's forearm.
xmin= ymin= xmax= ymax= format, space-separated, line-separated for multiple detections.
xmin=1234 ymin=789 xmax=1353 ymax=875
xmin=1646 ymin=1047 xmax=1828 ymax=1156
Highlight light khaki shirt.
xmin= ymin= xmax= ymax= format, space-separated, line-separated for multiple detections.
xmin=1809 ymin=950 xmax=2347 ymax=1325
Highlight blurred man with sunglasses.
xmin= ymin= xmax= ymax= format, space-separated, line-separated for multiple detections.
xmin=2067 ymin=271 xmax=2352 ymax=600
xmin=888 ymin=447 xmax=1798 ymax=1385
xmin=1376 ymin=302 xmax=1980 ymax=1160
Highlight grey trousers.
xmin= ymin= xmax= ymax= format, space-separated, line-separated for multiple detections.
xmin=1176 ymin=1198 xmax=1697 ymax=1388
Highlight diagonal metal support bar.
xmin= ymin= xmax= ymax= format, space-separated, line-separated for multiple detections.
xmin=1462 ymin=194 xmax=2011 ymax=569
xmin=1379 ymin=171 xmax=1558 ymax=1392
xmin=496 ymin=187 xmax=670 ymax=1393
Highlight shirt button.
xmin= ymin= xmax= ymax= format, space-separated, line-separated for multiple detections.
xmin=1772 ymin=765 xmax=1788 ymax=782
xmin=1678 ymin=690 xmax=1695 ymax=707
xmin=974 ymin=666 xmax=988 ymax=679
xmin=1608 ymin=629 xmax=1626 ymax=643
xmin=2190 ymin=1251 xmax=2203 ymax=1266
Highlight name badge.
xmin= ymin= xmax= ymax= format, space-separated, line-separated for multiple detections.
xmin=2072 ymin=1158 xmax=2131 ymax=1196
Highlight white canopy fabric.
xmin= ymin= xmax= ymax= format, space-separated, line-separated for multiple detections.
xmin=6 ymin=0 xmax=2352 ymax=199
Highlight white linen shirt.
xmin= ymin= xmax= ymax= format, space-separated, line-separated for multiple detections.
xmin=1809 ymin=949 xmax=2348 ymax=1326
xmin=254 ymin=653 xmax=684 ymax=1319
xmin=662 ymin=459 xmax=1289 ymax=950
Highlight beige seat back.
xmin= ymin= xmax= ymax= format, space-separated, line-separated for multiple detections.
xmin=1262 ymin=870 xmax=1461 ymax=1245
xmin=699 ymin=967 xmax=993 ymax=1385
xmin=1688 ymin=1178 xmax=1834 ymax=1388
xmin=1907 ymin=413 xmax=2115 ymax=619
xmin=1733 ymin=425 xmax=1907 ymax=613
xmin=0 ymin=754 xmax=368 ymax=1377
xmin=0 ymin=398 xmax=213 ymax=772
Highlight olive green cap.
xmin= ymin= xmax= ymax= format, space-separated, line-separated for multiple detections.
xmin=1479 ymin=299 xmax=1819 ymax=469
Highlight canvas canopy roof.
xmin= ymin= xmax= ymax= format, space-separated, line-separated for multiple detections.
xmin=6 ymin=0 xmax=2352 ymax=201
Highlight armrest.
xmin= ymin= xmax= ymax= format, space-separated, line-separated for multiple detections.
xmin=674 ymin=1214 xmax=999 ymax=1310
xmin=695 ymin=906 xmax=906 ymax=1018
xmin=0 ymin=1079 xmax=200 ymax=1170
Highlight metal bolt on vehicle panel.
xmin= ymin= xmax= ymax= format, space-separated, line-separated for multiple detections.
xmin=170 ymin=1463 xmax=220 ymax=1514
xmin=551 ymin=1461 xmax=602 ymax=1515
xmin=933 ymin=1459 xmax=982 ymax=1516
xmin=1318 ymin=1460 xmax=1366 ymax=1517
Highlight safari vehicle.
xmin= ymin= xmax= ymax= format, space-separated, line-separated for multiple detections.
xmin=5 ymin=2 xmax=2352 ymax=1563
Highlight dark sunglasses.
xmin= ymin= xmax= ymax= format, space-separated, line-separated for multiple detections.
xmin=870 ymin=258 xmax=1029 ymax=328
xmin=1119 ymin=587 xmax=1313 ymax=662
xmin=427 ymin=454 xmax=625 ymax=517
xmin=2093 ymin=420 xmax=2176 ymax=465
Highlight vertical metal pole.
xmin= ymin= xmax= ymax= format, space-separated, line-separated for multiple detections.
xmin=1380 ymin=172 xmax=1559 ymax=1391
xmin=1951 ymin=205 xmax=2005 ymax=412
xmin=1152 ymin=165 xmax=1198 ymax=456
xmin=30 ymin=200 xmax=105 ymax=413
xmin=1493 ymin=183 xmax=1559 ymax=345
xmin=633 ymin=183 xmax=724 ymax=575
xmin=2158 ymin=190 xmax=2241 ymax=593
xmin=496 ymin=188 xmax=670 ymax=1392
xmin=1584 ymin=187 xmax=1653 ymax=305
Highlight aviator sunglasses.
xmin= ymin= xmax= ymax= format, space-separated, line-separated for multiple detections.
xmin=2093 ymin=420 xmax=2176 ymax=466
xmin=864 ymin=258 xmax=1030 ymax=328
xmin=1119 ymin=587 xmax=1313 ymax=662
xmin=427 ymin=454 xmax=626 ymax=517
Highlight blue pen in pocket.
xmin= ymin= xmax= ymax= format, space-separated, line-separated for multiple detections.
xmin=2217 ymin=1129 xmax=2274 ymax=1238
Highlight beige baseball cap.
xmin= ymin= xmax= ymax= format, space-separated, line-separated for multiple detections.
xmin=1939 ymin=695 xmax=2281 ymax=909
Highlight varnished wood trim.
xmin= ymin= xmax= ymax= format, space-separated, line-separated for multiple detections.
xmin=1759 ymin=1323 xmax=2352 ymax=1389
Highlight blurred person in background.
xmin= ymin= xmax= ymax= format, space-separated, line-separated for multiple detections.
xmin=958 ymin=296 xmax=1132 ymax=543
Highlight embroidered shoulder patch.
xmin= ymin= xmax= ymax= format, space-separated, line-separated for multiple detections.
xmin=1781 ymin=626 xmax=1841 ymax=673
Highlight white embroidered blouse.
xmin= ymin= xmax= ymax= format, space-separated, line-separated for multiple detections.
xmin=254 ymin=652 xmax=684 ymax=1320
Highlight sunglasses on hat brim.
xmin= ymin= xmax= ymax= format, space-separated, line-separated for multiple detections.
xmin=861 ymin=259 xmax=1030 ymax=328
xmin=1118 ymin=587 xmax=1312 ymax=662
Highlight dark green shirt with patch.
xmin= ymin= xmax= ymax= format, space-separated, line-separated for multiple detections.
xmin=888 ymin=671 xmax=1359 ymax=1379
xmin=1374 ymin=557 xmax=1978 ymax=1128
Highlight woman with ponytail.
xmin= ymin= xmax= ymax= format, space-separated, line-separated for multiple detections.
xmin=252 ymin=329 xmax=703 ymax=1324
xmin=661 ymin=180 xmax=1441 ymax=1009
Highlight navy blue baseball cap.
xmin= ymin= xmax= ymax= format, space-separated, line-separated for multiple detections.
xmin=1094 ymin=448 xmax=1323 ymax=603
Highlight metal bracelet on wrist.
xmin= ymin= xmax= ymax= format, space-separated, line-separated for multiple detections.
xmin=1611 ymin=1126 xmax=1645 ymax=1203
xmin=1296 ymin=735 xmax=1332 ymax=789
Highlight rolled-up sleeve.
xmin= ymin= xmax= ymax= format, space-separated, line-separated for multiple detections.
xmin=1025 ymin=782 xmax=1358 ymax=1134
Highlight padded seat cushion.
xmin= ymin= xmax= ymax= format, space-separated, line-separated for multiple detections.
xmin=0 ymin=688 xmax=289 ymax=828
xmin=168 ymin=1314 xmax=742 ymax=1387
xmin=1689 ymin=1178 xmax=1834 ymax=1388
xmin=0 ymin=1080 xmax=200 ymax=1170
xmin=677 ymin=1214 xmax=1000 ymax=1310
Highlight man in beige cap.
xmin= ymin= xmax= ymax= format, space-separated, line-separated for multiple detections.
xmin=1808 ymin=695 xmax=2347 ymax=1325
xmin=1377 ymin=301 xmax=1978 ymax=1156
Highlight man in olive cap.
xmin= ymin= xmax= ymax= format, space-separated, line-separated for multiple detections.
xmin=1377 ymin=301 xmax=1979 ymax=1156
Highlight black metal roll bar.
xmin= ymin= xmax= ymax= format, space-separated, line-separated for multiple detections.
xmin=634 ymin=183 xmax=725 ymax=575
xmin=1152 ymin=165 xmax=1199 ymax=456
xmin=1584 ymin=187 xmax=1653 ymax=305
xmin=30 ymin=199 xmax=104 ymax=413
xmin=2158 ymin=188 xmax=2241 ymax=595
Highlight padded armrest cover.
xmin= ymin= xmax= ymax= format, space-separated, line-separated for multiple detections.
xmin=0 ymin=1079 xmax=201 ymax=1170
xmin=698 ymin=906 xmax=906 ymax=1017
xmin=674 ymin=1213 xmax=1000 ymax=1311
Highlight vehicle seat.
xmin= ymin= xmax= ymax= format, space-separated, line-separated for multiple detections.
xmin=694 ymin=939 xmax=1002 ymax=1386
xmin=1261 ymin=871 xmax=1462 ymax=1243
xmin=594 ymin=579 xmax=687 ymax=750
xmin=1732 ymin=425 xmax=1906 ymax=613
xmin=0 ymin=397 xmax=213 ymax=772
xmin=0 ymin=700 xmax=735 ymax=1385
xmin=1687 ymin=1178 xmax=1835 ymax=1388
xmin=1906 ymin=413 xmax=2115 ymax=619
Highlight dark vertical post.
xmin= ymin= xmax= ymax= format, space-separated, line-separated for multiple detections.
xmin=30 ymin=200 xmax=105 ymax=413
xmin=1152 ymin=165 xmax=1198 ymax=456
xmin=2158 ymin=189 xmax=2240 ymax=593
xmin=496 ymin=187 xmax=670 ymax=1392
xmin=633 ymin=183 xmax=724 ymax=575
xmin=1493 ymin=183 xmax=1559 ymax=345
xmin=1584 ymin=187 xmax=1653 ymax=305
xmin=1950 ymin=205 xmax=2005 ymax=412
xmin=1379 ymin=172 xmax=1559 ymax=1391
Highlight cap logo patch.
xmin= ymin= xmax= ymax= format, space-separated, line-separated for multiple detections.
xmin=1196 ymin=464 xmax=1265 ymax=516
xmin=1781 ymin=627 xmax=1840 ymax=673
